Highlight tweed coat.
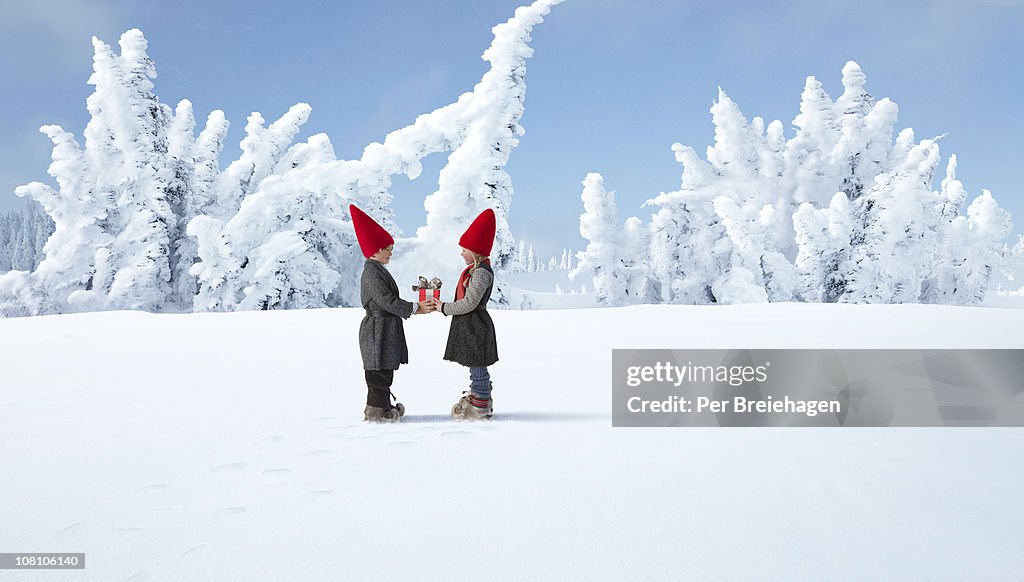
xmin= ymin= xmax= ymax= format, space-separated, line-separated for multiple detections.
xmin=359 ymin=259 xmax=414 ymax=370
xmin=441 ymin=263 xmax=499 ymax=368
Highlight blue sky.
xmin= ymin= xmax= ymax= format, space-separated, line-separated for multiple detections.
xmin=1 ymin=0 xmax=1021 ymax=258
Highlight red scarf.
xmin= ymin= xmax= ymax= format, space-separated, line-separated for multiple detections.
xmin=455 ymin=259 xmax=490 ymax=300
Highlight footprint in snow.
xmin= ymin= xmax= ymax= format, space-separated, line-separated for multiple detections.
xmin=152 ymin=506 xmax=183 ymax=513
xmin=56 ymin=521 xmax=86 ymax=537
xmin=138 ymin=483 xmax=169 ymax=491
xmin=210 ymin=462 xmax=248 ymax=472
xmin=218 ymin=506 xmax=247 ymax=516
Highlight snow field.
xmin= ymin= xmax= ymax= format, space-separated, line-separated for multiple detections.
xmin=2 ymin=305 xmax=1023 ymax=580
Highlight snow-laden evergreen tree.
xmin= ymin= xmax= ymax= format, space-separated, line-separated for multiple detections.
xmin=842 ymin=138 xmax=944 ymax=303
xmin=712 ymin=197 xmax=796 ymax=302
xmin=0 ymin=214 xmax=8 ymax=272
xmin=1012 ymin=235 xmax=1024 ymax=257
xmin=918 ymin=156 xmax=1012 ymax=304
xmin=646 ymin=144 xmax=731 ymax=304
xmin=385 ymin=0 xmax=564 ymax=305
xmin=792 ymin=192 xmax=854 ymax=302
xmin=620 ymin=216 xmax=656 ymax=303
xmin=515 ymin=239 xmax=528 ymax=272
xmin=570 ymin=173 xmax=626 ymax=306
xmin=80 ymin=30 xmax=178 ymax=311
xmin=0 ymin=202 xmax=54 ymax=273
xmin=1 ymin=31 xmax=198 ymax=314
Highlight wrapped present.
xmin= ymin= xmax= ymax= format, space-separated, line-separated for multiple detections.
xmin=412 ymin=275 xmax=443 ymax=301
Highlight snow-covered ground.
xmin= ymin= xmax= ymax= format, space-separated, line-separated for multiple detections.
xmin=2 ymin=304 xmax=1023 ymax=581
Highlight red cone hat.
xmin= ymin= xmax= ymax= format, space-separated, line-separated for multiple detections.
xmin=459 ymin=208 xmax=496 ymax=257
xmin=349 ymin=204 xmax=394 ymax=258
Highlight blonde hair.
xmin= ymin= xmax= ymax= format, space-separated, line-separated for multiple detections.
xmin=463 ymin=249 xmax=489 ymax=289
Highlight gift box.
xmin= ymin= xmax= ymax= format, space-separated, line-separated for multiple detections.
xmin=412 ymin=276 xmax=443 ymax=301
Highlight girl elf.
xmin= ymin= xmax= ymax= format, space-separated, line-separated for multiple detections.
xmin=432 ymin=209 xmax=500 ymax=420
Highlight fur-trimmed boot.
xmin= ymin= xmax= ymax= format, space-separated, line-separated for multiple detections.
xmin=451 ymin=392 xmax=493 ymax=420
xmin=365 ymin=385 xmax=405 ymax=423
xmin=364 ymin=404 xmax=404 ymax=423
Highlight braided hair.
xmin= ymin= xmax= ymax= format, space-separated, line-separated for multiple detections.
xmin=463 ymin=250 xmax=488 ymax=291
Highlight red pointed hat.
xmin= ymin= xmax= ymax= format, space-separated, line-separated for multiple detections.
xmin=459 ymin=208 xmax=496 ymax=257
xmin=349 ymin=204 xmax=394 ymax=258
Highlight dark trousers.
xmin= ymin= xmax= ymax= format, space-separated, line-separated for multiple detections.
xmin=365 ymin=369 xmax=395 ymax=407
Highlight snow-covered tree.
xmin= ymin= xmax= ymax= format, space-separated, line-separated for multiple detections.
xmin=919 ymin=156 xmax=1012 ymax=304
xmin=3 ymin=31 xmax=189 ymax=314
xmin=0 ymin=202 xmax=54 ymax=273
xmin=793 ymin=192 xmax=854 ymax=302
xmin=570 ymin=173 xmax=625 ymax=306
xmin=384 ymin=0 xmax=564 ymax=305
xmin=620 ymin=216 xmax=656 ymax=303
xmin=1012 ymin=235 xmax=1024 ymax=257
xmin=646 ymin=145 xmax=730 ymax=304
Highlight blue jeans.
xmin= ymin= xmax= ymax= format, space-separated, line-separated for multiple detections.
xmin=470 ymin=366 xmax=492 ymax=399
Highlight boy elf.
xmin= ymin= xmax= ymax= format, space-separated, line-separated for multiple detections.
xmin=349 ymin=204 xmax=434 ymax=423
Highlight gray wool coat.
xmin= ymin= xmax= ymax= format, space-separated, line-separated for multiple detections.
xmin=441 ymin=263 xmax=499 ymax=368
xmin=359 ymin=259 xmax=414 ymax=370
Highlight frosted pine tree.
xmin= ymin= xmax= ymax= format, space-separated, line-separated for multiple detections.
xmin=85 ymin=30 xmax=177 ymax=311
xmin=712 ymin=197 xmax=796 ymax=302
xmin=3 ymin=30 xmax=183 ymax=314
xmin=0 ymin=213 xmax=9 ymax=272
xmin=190 ymin=131 xmax=361 ymax=311
xmin=515 ymin=239 xmax=528 ymax=272
xmin=921 ymin=156 xmax=1012 ymax=304
xmin=1012 ymin=235 xmax=1024 ymax=257
xmin=621 ymin=216 xmax=656 ymax=303
xmin=785 ymin=76 xmax=840 ymax=209
xmin=6 ymin=124 xmax=112 ymax=313
xmin=842 ymin=139 xmax=944 ymax=303
xmin=385 ymin=0 xmax=564 ymax=304
xmin=792 ymin=193 xmax=854 ymax=302
xmin=570 ymin=173 xmax=625 ymax=306
xmin=0 ymin=203 xmax=53 ymax=273
xmin=211 ymin=104 xmax=312 ymax=221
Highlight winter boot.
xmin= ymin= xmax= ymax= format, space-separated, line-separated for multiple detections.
xmin=451 ymin=391 xmax=493 ymax=420
xmin=364 ymin=405 xmax=401 ymax=423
